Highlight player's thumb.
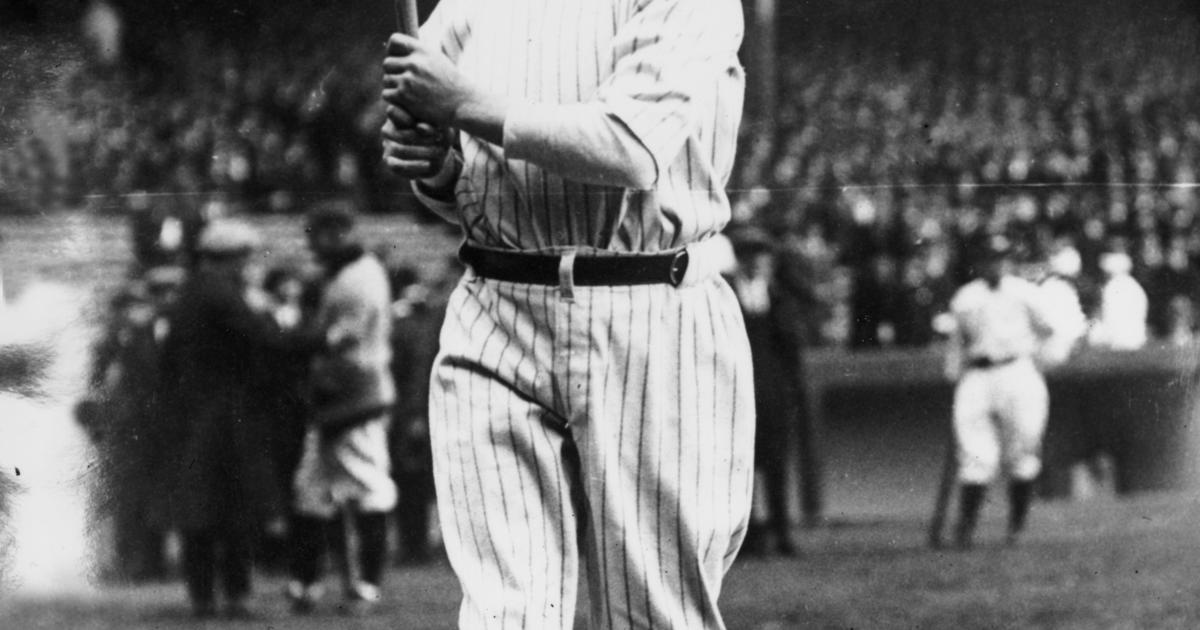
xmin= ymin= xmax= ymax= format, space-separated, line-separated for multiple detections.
xmin=384 ymin=105 xmax=417 ymax=129
xmin=385 ymin=32 xmax=419 ymax=56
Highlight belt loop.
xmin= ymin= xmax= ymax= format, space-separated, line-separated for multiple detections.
xmin=557 ymin=249 xmax=577 ymax=301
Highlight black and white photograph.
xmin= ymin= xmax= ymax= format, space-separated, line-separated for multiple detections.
xmin=1 ymin=0 xmax=1199 ymax=627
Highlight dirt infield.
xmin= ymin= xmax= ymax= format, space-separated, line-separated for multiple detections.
xmin=3 ymin=490 xmax=1198 ymax=629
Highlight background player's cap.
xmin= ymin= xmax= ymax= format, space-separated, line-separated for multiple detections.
xmin=196 ymin=219 xmax=261 ymax=258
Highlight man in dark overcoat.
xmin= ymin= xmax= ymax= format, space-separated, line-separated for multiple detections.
xmin=86 ymin=266 xmax=183 ymax=582
xmin=387 ymin=269 xmax=450 ymax=565
xmin=728 ymin=228 xmax=808 ymax=556
xmin=156 ymin=220 xmax=291 ymax=618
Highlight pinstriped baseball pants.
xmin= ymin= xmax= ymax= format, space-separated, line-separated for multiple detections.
xmin=429 ymin=268 xmax=756 ymax=629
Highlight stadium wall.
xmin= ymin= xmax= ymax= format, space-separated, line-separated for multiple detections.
xmin=2 ymin=214 xmax=1196 ymax=520
xmin=805 ymin=345 xmax=1200 ymax=519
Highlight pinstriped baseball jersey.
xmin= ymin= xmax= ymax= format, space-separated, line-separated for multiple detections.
xmin=414 ymin=0 xmax=745 ymax=254
xmin=405 ymin=0 xmax=754 ymax=627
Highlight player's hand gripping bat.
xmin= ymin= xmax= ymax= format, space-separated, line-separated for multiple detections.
xmin=382 ymin=0 xmax=456 ymax=180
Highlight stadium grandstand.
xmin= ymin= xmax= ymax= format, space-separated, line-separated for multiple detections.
xmin=1 ymin=0 xmax=1198 ymax=348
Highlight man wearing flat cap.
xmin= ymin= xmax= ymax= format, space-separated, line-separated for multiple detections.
xmin=156 ymin=219 xmax=293 ymax=618
xmin=286 ymin=203 xmax=397 ymax=613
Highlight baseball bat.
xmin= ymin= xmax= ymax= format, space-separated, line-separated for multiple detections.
xmin=927 ymin=419 xmax=957 ymax=549
xmin=395 ymin=0 xmax=419 ymax=36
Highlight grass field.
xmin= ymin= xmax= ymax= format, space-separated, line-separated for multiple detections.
xmin=3 ymin=490 xmax=1200 ymax=629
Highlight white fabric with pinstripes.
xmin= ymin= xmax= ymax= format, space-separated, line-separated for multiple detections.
xmin=413 ymin=0 xmax=754 ymax=627
xmin=414 ymin=0 xmax=745 ymax=253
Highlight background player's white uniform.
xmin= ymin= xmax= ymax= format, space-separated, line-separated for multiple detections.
xmin=947 ymin=275 xmax=1056 ymax=485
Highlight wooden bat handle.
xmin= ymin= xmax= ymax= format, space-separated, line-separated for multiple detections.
xmin=397 ymin=0 xmax=419 ymax=36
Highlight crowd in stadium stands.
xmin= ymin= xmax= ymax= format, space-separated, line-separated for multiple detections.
xmin=0 ymin=15 xmax=392 ymax=218
xmin=2 ymin=0 xmax=1197 ymax=350
xmin=733 ymin=1 xmax=1200 ymax=348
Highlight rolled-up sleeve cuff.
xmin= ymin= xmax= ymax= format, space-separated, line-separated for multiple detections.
xmin=412 ymin=182 xmax=459 ymax=223
xmin=503 ymin=101 xmax=659 ymax=189
xmin=502 ymin=102 xmax=554 ymax=162
xmin=604 ymin=93 xmax=690 ymax=183
xmin=411 ymin=152 xmax=461 ymax=223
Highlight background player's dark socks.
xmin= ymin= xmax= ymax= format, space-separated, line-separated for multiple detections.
xmin=1007 ymin=481 xmax=1034 ymax=545
xmin=955 ymin=484 xmax=986 ymax=549
xmin=356 ymin=512 xmax=389 ymax=587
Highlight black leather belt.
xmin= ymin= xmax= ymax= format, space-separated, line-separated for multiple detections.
xmin=460 ymin=243 xmax=690 ymax=287
xmin=967 ymin=356 xmax=1018 ymax=369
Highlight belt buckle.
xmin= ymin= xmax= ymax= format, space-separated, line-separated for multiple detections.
xmin=668 ymin=250 xmax=689 ymax=287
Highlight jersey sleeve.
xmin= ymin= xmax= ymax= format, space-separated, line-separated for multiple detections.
xmin=419 ymin=0 xmax=469 ymax=63
xmin=1018 ymin=281 xmax=1057 ymax=338
xmin=503 ymin=0 xmax=744 ymax=190
xmin=411 ymin=149 xmax=465 ymax=223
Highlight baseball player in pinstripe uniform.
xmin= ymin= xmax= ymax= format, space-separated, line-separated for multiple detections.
xmin=381 ymin=0 xmax=752 ymax=627
xmin=944 ymin=236 xmax=1062 ymax=549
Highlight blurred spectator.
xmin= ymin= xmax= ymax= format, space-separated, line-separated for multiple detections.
xmin=1144 ymin=235 xmax=1199 ymax=339
xmin=81 ymin=265 xmax=183 ymax=583
xmin=388 ymin=260 xmax=454 ymax=565
xmin=893 ymin=253 xmax=953 ymax=347
xmin=729 ymin=227 xmax=804 ymax=555
xmin=253 ymin=264 xmax=319 ymax=571
xmin=128 ymin=196 xmax=207 ymax=269
xmin=1166 ymin=295 xmax=1196 ymax=346
xmin=1037 ymin=244 xmax=1088 ymax=365
xmin=1088 ymin=252 xmax=1149 ymax=350
xmin=850 ymin=254 xmax=901 ymax=348
xmin=264 ymin=265 xmax=310 ymax=329
xmin=778 ymin=223 xmax=837 ymax=346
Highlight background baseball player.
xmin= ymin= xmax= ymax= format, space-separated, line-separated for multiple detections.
xmin=943 ymin=236 xmax=1066 ymax=549
xmin=287 ymin=204 xmax=397 ymax=613
xmin=380 ymin=0 xmax=753 ymax=627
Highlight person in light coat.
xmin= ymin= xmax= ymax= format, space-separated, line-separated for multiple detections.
xmin=1089 ymin=252 xmax=1149 ymax=350
xmin=287 ymin=204 xmax=397 ymax=613
xmin=1038 ymin=245 xmax=1088 ymax=366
